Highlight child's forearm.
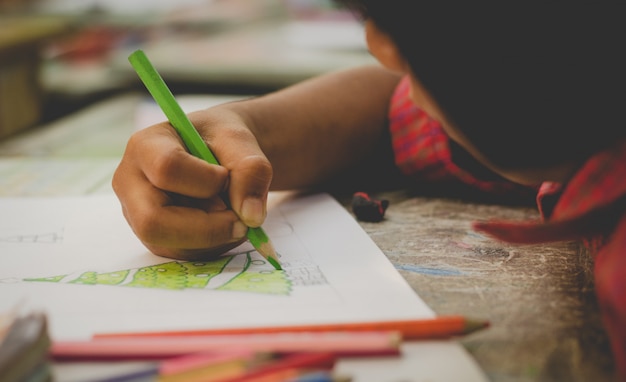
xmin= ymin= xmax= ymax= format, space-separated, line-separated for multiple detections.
xmin=213 ymin=65 xmax=402 ymax=190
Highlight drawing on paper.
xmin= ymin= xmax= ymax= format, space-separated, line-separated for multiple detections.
xmin=7 ymin=199 xmax=330 ymax=296
xmin=21 ymin=249 xmax=329 ymax=296
xmin=23 ymin=251 xmax=293 ymax=295
xmin=0 ymin=232 xmax=63 ymax=244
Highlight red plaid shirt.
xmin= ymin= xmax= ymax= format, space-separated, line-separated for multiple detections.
xmin=390 ymin=76 xmax=626 ymax=377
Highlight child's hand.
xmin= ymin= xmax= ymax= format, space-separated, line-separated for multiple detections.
xmin=113 ymin=66 xmax=401 ymax=260
xmin=112 ymin=109 xmax=272 ymax=260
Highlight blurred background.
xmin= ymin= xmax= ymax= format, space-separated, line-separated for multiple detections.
xmin=0 ymin=0 xmax=374 ymax=140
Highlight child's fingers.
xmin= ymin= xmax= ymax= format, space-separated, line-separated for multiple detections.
xmin=228 ymin=154 xmax=273 ymax=228
xmin=196 ymin=120 xmax=273 ymax=228
xmin=113 ymin=141 xmax=247 ymax=255
xmin=118 ymin=177 xmax=247 ymax=250
xmin=131 ymin=125 xmax=230 ymax=199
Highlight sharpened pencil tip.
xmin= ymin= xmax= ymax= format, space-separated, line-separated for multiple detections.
xmin=464 ymin=318 xmax=490 ymax=334
xmin=267 ymin=256 xmax=282 ymax=271
xmin=247 ymin=226 xmax=281 ymax=270
xmin=257 ymin=241 xmax=282 ymax=270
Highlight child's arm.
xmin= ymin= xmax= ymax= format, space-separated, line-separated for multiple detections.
xmin=112 ymin=65 xmax=402 ymax=260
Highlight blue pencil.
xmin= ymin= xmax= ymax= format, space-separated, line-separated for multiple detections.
xmin=287 ymin=370 xmax=352 ymax=382
xmin=92 ymin=363 xmax=159 ymax=382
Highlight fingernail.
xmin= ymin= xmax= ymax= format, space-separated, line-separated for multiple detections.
xmin=241 ymin=198 xmax=265 ymax=227
xmin=232 ymin=221 xmax=248 ymax=240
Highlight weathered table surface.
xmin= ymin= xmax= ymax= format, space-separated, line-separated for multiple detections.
xmin=337 ymin=189 xmax=615 ymax=382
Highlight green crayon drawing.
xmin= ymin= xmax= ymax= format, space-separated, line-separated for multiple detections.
xmin=23 ymin=251 xmax=292 ymax=295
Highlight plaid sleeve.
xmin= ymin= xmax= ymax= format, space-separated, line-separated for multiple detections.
xmin=389 ymin=76 xmax=536 ymax=196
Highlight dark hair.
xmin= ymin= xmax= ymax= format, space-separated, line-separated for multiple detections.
xmin=335 ymin=1 xmax=625 ymax=169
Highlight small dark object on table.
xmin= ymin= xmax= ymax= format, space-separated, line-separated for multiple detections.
xmin=351 ymin=192 xmax=389 ymax=222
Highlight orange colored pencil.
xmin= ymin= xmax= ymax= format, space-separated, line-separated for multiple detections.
xmin=94 ymin=315 xmax=488 ymax=341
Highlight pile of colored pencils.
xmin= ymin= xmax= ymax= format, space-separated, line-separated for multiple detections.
xmin=50 ymin=315 xmax=489 ymax=381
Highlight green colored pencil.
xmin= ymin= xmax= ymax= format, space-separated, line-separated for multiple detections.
xmin=128 ymin=49 xmax=281 ymax=271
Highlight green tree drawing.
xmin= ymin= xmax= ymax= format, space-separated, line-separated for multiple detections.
xmin=23 ymin=252 xmax=291 ymax=295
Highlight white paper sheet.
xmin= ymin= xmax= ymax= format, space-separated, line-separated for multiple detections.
xmin=0 ymin=192 xmax=434 ymax=339
xmin=0 ymin=192 xmax=488 ymax=381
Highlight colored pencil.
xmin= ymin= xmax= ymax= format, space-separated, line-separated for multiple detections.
xmin=50 ymin=331 xmax=401 ymax=360
xmin=127 ymin=49 xmax=281 ymax=270
xmin=159 ymin=349 xmax=259 ymax=376
xmin=287 ymin=371 xmax=352 ymax=382
xmin=84 ymin=351 xmax=265 ymax=382
xmin=95 ymin=315 xmax=488 ymax=341
xmin=93 ymin=364 xmax=160 ymax=382
xmin=89 ymin=352 xmax=340 ymax=382
xmin=221 ymin=352 xmax=336 ymax=382
xmin=159 ymin=350 xmax=269 ymax=382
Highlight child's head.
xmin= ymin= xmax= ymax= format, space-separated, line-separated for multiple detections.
xmin=336 ymin=1 xmax=625 ymax=182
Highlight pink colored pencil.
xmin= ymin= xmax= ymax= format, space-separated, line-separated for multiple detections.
xmin=51 ymin=331 xmax=401 ymax=360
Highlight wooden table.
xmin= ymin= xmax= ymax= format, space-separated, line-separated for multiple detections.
xmin=335 ymin=190 xmax=615 ymax=382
